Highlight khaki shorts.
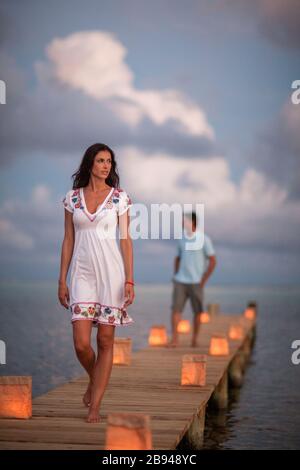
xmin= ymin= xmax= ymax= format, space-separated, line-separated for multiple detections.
xmin=171 ymin=280 xmax=204 ymax=315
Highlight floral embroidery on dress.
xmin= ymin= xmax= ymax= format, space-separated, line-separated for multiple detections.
xmin=105 ymin=200 xmax=113 ymax=209
xmin=119 ymin=190 xmax=132 ymax=215
xmin=111 ymin=189 xmax=120 ymax=205
xmin=70 ymin=301 xmax=132 ymax=326
xmin=63 ymin=189 xmax=84 ymax=213
xmin=103 ymin=188 xmax=119 ymax=210
xmin=63 ymin=198 xmax=70 ymax=210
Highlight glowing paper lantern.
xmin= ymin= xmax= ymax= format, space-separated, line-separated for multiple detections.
xmin=181 ymin=354 xmax=207 ymax=386
xmin=177 ymin=319 xmax=191 ymax=334
xmin=200 ymin=312 xmax=210 ymax=324
xmin=148 ymin=325 xmax=168 ymax=346
xmin=105 ymin=413 xmax=152 ymax=450
xmin=209 ymin=334 xmax=229 ymax=356
xmin=228 ymin=324 xmax=244 ymax=341
xmin=113 ymin=338 xmax=132 ymax=365
xmin=244 ymin=307 xmax=256 ymax=320
xmin=0 ymin=376 xmax=32 ymax=419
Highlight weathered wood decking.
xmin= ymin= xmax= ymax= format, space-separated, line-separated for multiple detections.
xmin=0 ymin=314 xmax=255 ymax=450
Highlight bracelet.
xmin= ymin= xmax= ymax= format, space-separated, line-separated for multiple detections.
xmin=125 ymin=280 xmax=135 ymax=286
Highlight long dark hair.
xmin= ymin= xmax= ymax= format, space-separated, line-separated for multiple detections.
xmin=71 ymin=143 xmax=120 ymax=189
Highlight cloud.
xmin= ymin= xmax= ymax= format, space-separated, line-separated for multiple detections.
xmin=257 ymin=0 xmax=300 ymax=49
xmin=222 ymin=0 xmax=300 ymax=50
xmin=38 ymin=30 xmax=214 ymax=138
xmin=250 ymin=98 xmax=300 ymax=200
xmin=0 ymin=183 xmax=61 ymax=257
xmin=118 ymin=146 xmax=285 ymax=207
xmin=117 ymin=146 xmax=300 ymax=252
xmin=0 ymin=218 xmax=34 ymax=250
xmin=0 ymin=32 xmax=215 ymax=167
xmin=0 ymin=153 xmax=299 ymax=285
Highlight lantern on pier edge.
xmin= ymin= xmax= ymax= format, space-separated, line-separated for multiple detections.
xmin=113 ymin=338 xmax=132 ymax=365
xmin=0 ymin=376 xmax=32 ymax=419
xmin=177 ymin=319 xmax=191 ymax=334
xmin=244 ymin=302 xmax=256 ymax=321
xmin=228 ymin=323 xmax=244 ymax=341
xmin=200 ymin=312 xmax=210 ymax=324
xmin=105 ymin=413 xmax=152 ymax=450
xmin=181 ymin=354 xmax=207 ymax=386
xmin=148 ymin=325 xmax=168 ymax=346
xmin=209 ymin=334 xmax=229 ymax=356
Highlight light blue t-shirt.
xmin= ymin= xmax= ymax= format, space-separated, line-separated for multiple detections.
xmin=173 ymin=229 xmax=215 ymax=284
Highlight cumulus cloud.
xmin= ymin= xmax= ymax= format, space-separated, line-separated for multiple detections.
xmin=38 ymin=31 xmax=214 ymax=138
xmin=0 ymin=36 xmax=215 ymax=166
xmin=118 ymin=146 xmax=287 ymax=208
xmin=251 ymin=98 xmax=300 ymax=200
xmin=0 ymin=22 xmax=298 ymax=282
xmin=117 ymin=146 xmax=300 ymax=252
xmin=0 ymin=154 xmax=299 ymax=285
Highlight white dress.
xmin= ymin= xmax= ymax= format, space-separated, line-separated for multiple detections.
xmin=62 ymin=186 xmax=134 ymax=327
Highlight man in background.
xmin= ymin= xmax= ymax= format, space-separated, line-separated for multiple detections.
xmin=169 ymin=212 xmax=217 ymax=347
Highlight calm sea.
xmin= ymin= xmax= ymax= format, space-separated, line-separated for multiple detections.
xmin=0 ymin=282 xmax=299 ymax=449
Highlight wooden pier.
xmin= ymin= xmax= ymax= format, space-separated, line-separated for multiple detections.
xmin=0 ymin=312 xmax=256 ymax=450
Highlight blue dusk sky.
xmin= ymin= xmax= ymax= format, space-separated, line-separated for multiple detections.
xmin=0 ymin=0 xmax=300 ymax=285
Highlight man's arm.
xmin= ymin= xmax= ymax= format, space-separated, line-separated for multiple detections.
xmin=174 ymin=256 xmax=180 ymax=274
xmin=200 ymin=255 xmax=216 ymax=288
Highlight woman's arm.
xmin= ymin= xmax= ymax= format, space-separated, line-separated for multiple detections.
xmin=58 ymin=210 xmax=75 ymax=309
xmin=118 ymin=210 xmax=135 ymax=308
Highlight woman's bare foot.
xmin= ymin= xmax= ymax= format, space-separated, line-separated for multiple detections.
xmin=86 ymin=406 xmax=101 ymax=423
xmin=82 ymin=381 xmax=92 ymax=407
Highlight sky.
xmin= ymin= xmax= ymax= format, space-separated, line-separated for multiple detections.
xmin=0 ymin=0 xmax=300 ymax=285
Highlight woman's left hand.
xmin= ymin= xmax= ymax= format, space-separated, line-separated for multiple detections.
xmin=124 ymin=283 xmax=135 ymax=308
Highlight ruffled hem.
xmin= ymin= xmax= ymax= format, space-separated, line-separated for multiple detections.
xmin=69 ymin=301 xmax=134 ymax=327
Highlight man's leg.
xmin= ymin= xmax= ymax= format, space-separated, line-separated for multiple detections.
xmin=169 ymin=281 xmax=188 ymax=347
xmin=190 ymin=284 xmax=204 ymax=347
xmin=191 ymin=313 xmax=202 ymax=347
xmin=169 ymin=311 xmax=182 ymax=346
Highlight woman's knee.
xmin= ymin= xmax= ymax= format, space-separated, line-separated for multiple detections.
xmin=97 ymin=333 xmax=114 ymax=351
xmin=74 ymin=338 xmax=91 ymax=355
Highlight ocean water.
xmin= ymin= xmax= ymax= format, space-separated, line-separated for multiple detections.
xmin=0 ymin=282 xmax=299 ymax=449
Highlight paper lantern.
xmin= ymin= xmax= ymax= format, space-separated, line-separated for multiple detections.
xmin=209 ymin=334 xmax=229 ymax=356
xmin=200 ymin=312 xmax=210 ymax=324
xmin=105 ymin=413 xmax=152 ymax=450
xmin=148 ymin=325 xmax=168 ymax=346
xmin=228 ymin=324 xmax=244 ymax=341
xmin=0 ymin=376 xmax=32 ymax=419
xmin=113 ymin=338 xmax=132 ymax=365
xmin=207 ymin=303 xmax=220 ymax=316
xmin=244 ymin=307 xmax=256 ymax=320
xmin=177 ymin=319 xmax=191 ymax=334
xmin=181 ymin=354 xmax=207 ymax=386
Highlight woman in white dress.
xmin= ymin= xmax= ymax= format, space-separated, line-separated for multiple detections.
xmin=58 ymin=143 xmax=135 ymax=423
